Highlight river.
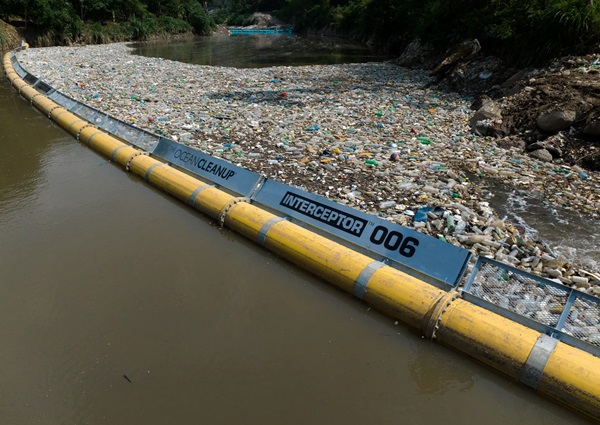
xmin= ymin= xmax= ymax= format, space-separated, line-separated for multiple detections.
xmin=0 ymin=37 xmax=596 ymax=424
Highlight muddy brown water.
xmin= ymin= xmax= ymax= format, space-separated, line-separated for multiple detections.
xmin=0 ymin=58 xmax=595 ymax=423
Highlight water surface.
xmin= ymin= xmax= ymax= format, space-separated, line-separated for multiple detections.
xmin=0 ymin=57 xmax=595 ymax=424
xmin=131 ymin=34 xmax=390 ymax=68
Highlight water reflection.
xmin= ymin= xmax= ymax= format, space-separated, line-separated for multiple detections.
xmin=409 ymin=343 xmax=476 ymax=395
xmin=131 ymin=34 xmax=390 ymax=68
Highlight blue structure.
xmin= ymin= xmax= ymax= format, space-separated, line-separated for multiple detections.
xmin=228 ymin=27 xmax=293 ymax=35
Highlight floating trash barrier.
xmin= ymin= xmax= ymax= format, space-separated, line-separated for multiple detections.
xmin=5 ymin=45 xmax=600 ymax=421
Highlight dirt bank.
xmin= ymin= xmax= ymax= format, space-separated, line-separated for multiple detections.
xmin=0 ymin=20 xmax=22 ymax=51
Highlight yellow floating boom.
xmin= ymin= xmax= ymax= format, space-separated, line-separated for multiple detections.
xmin=4 ymin=49 xmax=600 ymax=422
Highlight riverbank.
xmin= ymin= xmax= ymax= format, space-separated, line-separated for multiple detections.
xmin=16 ymin=43 xmax=600 ymax=288
xmin=0 ymin=20 xmax=21 ymax=51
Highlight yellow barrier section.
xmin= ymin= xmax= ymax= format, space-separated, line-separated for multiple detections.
xmin=438 ymin=297 xmax=542 ymax=379
xmin=4 ymin=51 xmax=600 ymax=421
xmin=540 ymin=343 xmax=600 ymax=419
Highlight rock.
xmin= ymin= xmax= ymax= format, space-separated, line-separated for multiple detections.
xmin=529 ymin=148 xmax=553 ymax=162
xmin=536 ymin=110 xmax=576 ymax=133
xmin=501 ymin=69 xmax=529 ymax=88
xmin=469 ymin=101 xmax=504 ymax=136
xmin=470 ymin=95 xmax=492 ymax=111
xmin=526 ymin=141 xmax=546 ymax=152
xmin=430 ymin=39 xmax=481 ymax=77
xmin=528 ymin=141 xmax=563 ymax=158
xmin=395 ymin=38 xmax=439 ymax=70
xmin=545 ymin=145 xmax=563 ymax=158
xmin=583 ymin=119 xmax=600 ymax=137
xmin=470 ymin=101 xmax=502 ymax=126
xmin=245 ymin=12 xmax=286 ymax=28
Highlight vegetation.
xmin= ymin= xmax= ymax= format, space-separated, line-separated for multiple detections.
xmin=0 ymin=0 xmax=214 ymax=45
xmin=212 ymin=0 xmax=600 ymax=64
xmin=2 ymin=0 xmax=600 ymax=64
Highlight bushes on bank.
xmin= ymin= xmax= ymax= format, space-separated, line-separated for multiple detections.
xmin=0 ymin=0 xmax=214 ymax=45
xmin=2 ymin=0 xmax=600 ymax=64
xmin=272 ymin=0 xmax=600 ymax=64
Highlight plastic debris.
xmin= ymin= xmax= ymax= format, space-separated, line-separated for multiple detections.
xmin=16 ymin=43 xmax=600 ymax=288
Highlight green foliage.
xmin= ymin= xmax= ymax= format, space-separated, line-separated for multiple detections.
xmin=26 ymin=0 xmax=83 ymax=44
xmin=273 ymin=0 xmax=600 ymax=64
xmin=3 ymin=0 xmax=600 ymax=64
xmin=158 ymin=15 xmax=192 ymax=33
xmin=277 ymin=0 xmax=332 ymax=30
xmin=186 ymin=2 xmax=214 ymax=34
xmin=128 ymin=16 xmax=155 ymax=40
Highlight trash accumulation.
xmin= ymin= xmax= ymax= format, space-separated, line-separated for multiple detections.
xmin=17 ymin=43 xmax=600 ymax=293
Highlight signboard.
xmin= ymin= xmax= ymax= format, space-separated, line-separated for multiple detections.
xmin=252 ymin=179 xmax=471 ymax=286
xmin=152 ymin=138 xmax=262 ymax=197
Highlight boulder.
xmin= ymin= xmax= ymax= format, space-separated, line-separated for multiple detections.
xmin=469 ymin=101 xmax=502 ymax=126
xmin=470 ymin=95 xmax=492 ymax=111
xmin=526 ymin=141 xmax=562 ymax=158
xmin=430 ymin=39 xmax=481 ymax=76
xmin=469 ymin=101 xmax=504 ymax=136
xmin=395 ymin=38 xmax=439 ymax=69
xmin=525 ymin=141 xmax=546 ymax=152
xmin=545 ymin=145 xmax=563 ymax=158
xmin=583 ymin=119 xmax=600 ymax=137
xmin=536 ymin=110 xmax=576 ymax=133
xmin=530 ymin=148 xmax=554 ymax=162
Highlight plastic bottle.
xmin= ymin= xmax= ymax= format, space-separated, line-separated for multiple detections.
xmin=455 ymin=219 xmax=467 ymax=234
xmin=446 ymin=215 xmax=455 ymax=232
xmin=379 ymin=201 xmax=396 ymax=209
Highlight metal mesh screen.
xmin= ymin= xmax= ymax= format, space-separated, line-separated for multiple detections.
xmin=465 ymin=258 xmax=600 ymax=353
xmin=135 ymin=132 xmax=160 ymax=152
xmin=111 ymin=122 xmax=146 ymax=144
xmin=14 ymin=56 xmax=162 ymax=154
xmin=563 ymin=295 xmax=600 ymax=347
xmin=468 ymin=261 xmax=568 ymax=328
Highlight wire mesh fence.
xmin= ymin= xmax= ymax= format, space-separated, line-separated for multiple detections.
xmin=464 ymin=257 xmax=600 ymax=356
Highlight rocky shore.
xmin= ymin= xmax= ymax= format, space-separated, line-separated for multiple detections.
xmin=17 ymin=43 xmax=600 ymax=291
